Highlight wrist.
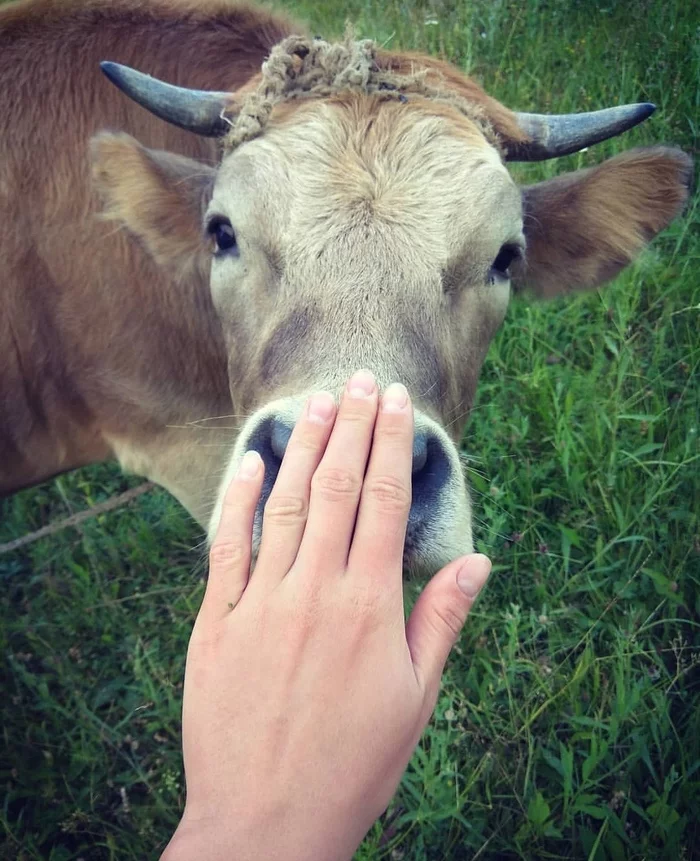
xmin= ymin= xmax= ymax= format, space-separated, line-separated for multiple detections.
xmin=161 ymin=809 xmax=359 ymax=861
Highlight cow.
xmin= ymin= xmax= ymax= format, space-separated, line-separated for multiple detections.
xmin=0 ymin=0 xmax=691 ymax=576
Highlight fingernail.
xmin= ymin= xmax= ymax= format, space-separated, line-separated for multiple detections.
xmin=381 ymin=383 xmax=409 ymax=413
xmin=307 ymin=392 xmax=335 ymax=424
xmin=237 ymin=450 xmax=261 ymax=480
xmin=347 ymin=369 xmax=376 ymax=399
xmin=456 ymin=554 xmax=492 ymax=597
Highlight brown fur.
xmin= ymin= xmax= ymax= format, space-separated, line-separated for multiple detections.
xmin=376 ymin=50 xmax=529 ymax=152
xmin=516 ymin=147 xmax=693 ymax=297
xmin=0 ymin=0 xmax=297 ymax=516
xmin=91 ymin=134 xmax=215 ymax=272
xmin=0 ymin=0 xmax=692 ymax=538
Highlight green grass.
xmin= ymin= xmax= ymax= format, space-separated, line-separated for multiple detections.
xmin=2 ymin=0 xmax=699 ymax=858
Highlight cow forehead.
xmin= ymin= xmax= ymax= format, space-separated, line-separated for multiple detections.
xmin=212 ymin=96 xmax=523 ymax=268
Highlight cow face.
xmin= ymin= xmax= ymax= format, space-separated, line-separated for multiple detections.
xmin=93 ymin=50 xmax=691 ymax=576
xmin=202 ymin=96 xmax=524 ymax=573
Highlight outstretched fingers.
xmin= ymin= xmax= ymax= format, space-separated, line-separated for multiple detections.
xmin=254 ymin=392 xmax=337 ymax=587
xmin=347 ymin=383 xmax=414 ymax=586
xmin=201 ymin=451 xmax=265 ymax=622
xmin=293 ymin=370 xmax=379 ymax=575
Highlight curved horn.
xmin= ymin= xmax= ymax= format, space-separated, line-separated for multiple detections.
xmin=100 ymin=61 xmax=234 ymax=137
xmin=508 ymin=103 xmax=656 ymax=161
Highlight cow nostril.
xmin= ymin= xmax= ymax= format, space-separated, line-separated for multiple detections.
xmin=254 ymin=418 xmax=450 ymax=525
xmin=412 ymin=432 xmax=428 ymax=474
xmin=245 ymin=416 xmax=295 ymax=513
xmin=410 ymin=433 xmax=451 ymax=520
xmin=270 ymin=417 xmax=293 ymax=461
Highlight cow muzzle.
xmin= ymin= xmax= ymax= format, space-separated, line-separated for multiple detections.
xmin=209 ymin=396 xmax=474 ymax=577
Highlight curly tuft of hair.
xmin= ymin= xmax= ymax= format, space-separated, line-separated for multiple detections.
xmin=222 ymin=27 xmax=501 ymax=153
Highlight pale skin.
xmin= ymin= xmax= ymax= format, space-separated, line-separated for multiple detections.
xmin=162 ymin=370 xmax=492 ymax=860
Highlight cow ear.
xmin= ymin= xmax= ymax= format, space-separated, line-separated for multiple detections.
xmin=512 ymin=147 xmax=692 ymax=299
xmin=90 ymin=132 xmax=215 ymax=273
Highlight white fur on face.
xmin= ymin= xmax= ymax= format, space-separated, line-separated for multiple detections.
xmin=205 ymin=96 xmax=523 ymax=573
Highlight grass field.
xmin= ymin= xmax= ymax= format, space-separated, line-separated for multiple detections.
xmin=1 ymin=0 xmax=699 ymax=858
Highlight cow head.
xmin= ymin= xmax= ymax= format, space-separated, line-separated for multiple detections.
xmin=92 ymin=35 xmax=691 ymax=576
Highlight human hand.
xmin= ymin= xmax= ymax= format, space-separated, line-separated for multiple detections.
xmin=163 ymin=370 xmax=491 ymax=861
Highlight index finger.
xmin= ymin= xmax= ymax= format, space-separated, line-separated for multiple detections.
xmin=347 ymin=383 xmax=413 ymax=583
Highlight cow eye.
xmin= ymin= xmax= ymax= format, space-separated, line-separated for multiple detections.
xmin=207 ymin=216 xmax=238 ymax=256
xmin=490 ymin=244 xmax=521 ymax=280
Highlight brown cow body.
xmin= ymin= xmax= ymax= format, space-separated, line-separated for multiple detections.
xmin=1 ymin=0 xmax=691 ymax=573
xmin=0 ymin=0 xmax=293 ymax=520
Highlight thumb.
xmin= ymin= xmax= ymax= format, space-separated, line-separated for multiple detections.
xmin=406 ymin=553 xmax=491 ymax=698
